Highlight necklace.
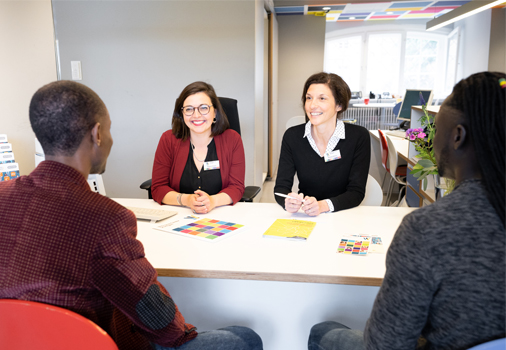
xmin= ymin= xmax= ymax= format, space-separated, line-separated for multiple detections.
xmin=191 ymin=143 xmax=207 ymax=162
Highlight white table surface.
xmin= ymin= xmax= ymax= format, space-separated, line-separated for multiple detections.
xmin=353 ymin=103 xmax=396 ymax=108
xmin=114 ymin=199 xmax=415 ymax=286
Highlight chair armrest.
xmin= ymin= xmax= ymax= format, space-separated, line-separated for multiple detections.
xmin=140 ymin=179 xmax=152 ymax=190
xmin=140 ymin=179 xmax=153 ymax=199
xmin=240 ymin=186 xmax=261 ymax=202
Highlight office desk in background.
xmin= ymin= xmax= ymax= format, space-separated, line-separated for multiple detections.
xmin=114 ymin=199 xmax=414 ymax=350
xmin=369 ymin=129 xmax=409 ymax=163
xmin=353 ymin=103 xmax=397 ymax=129
xmin=369 ymin=130 xmax=437 ymax=206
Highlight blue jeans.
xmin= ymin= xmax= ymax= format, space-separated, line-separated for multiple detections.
xmin=308 ymin=321 xmax=365 ymax=350
xmin=152 ymin=326 xmax=263 ymax=350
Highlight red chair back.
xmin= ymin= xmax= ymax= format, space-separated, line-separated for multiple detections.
xmin=378 ymin=130 xmax=390 ymax=172
xmin=0 ymin=299 xmax=119 ymax=350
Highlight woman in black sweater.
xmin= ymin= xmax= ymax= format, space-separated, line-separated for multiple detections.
xmin=274 ymin=72 xmax=370 ymax=216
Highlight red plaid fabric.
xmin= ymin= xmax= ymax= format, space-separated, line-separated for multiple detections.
xmin=0 ymin=161 xmax=197 ymax=349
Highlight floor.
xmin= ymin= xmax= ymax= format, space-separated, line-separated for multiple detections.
xmin=258 ymin=177 xmax=276 ymax=203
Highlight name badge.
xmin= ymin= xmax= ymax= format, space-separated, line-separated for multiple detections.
xmin=324 ymin=150 xmax=341 ymax=162
xmin=203 ymin=160 xmax=220 ymax=171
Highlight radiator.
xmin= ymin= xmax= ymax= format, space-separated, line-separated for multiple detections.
xmin=342 ymin=107 xmax=396 ymax=130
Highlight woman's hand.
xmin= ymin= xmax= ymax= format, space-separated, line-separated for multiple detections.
xmin=302 ymin=196 xmax=328 ymax=217
xmin=191 ymin=190 xmax=216 ymax=214
xmin=183 ymin=192 xmax=210 ymax=214
xmin=285 ymin=192 xmax=304 ymax=213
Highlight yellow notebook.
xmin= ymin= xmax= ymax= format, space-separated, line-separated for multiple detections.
xmin=262 ymin=219 xmax=316 ymax=241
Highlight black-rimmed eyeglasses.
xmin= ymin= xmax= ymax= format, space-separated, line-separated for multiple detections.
xmin=181 ymin=104 xmax=213 ymax=117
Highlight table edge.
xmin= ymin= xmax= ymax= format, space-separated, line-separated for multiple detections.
xmin=156 ymin=268 xmax=383 ymax=286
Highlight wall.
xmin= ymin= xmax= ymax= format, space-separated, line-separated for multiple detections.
xmin=0 ymin=1 xmax=57 ymax=175
xmin=488 ymin=8 xmax=506 ymax=73
xmin=455 ymin=9 xmax=492 ymax=79
xmin=275 ymin=15 xmax=326 ymax=175
xmin=52 ymin=0 xmax=262 ymax=198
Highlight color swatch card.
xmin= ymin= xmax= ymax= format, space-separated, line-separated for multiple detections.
xmin=337 ymin=235 xmax=383 ymax=255
xmin=263 ymin=219 xmax=316 ymax=241
xmin=155 ymin=217 xmax=245 ymax=243
xmin=337 ymin=236 xmax=371 ymax=256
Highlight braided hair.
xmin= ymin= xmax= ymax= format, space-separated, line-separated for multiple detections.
xmin=446 ymin=71 xmax=505 ymax=227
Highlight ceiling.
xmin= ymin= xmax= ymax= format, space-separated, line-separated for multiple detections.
xmin=273 ymin=0 xmax=502 ymax=22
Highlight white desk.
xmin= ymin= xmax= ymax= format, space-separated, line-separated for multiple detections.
xmin=369 ymin=129 xmax=409 ymax=162
xmin=114 ymin=199 xmax=414 ymax=350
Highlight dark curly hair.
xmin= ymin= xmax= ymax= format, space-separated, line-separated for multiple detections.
xmin=29 ymin=81 xmax=106 ymax=156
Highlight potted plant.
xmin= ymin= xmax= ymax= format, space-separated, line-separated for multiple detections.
xmin=405 ymin=94 xmax=455 ymax=198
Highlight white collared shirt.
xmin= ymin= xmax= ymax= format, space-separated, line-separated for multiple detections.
xmin=302 ymin=119 xmax=346 ymax=212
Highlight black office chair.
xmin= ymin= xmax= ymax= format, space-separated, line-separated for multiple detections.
xmin=140 ymin=97 xmax=261 ymax=202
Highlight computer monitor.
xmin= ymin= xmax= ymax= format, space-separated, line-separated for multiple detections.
xmin=397 ymin=89 xmax=434 ymax=122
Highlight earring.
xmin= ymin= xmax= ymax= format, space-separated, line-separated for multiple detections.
xmin=213 ymin=117 xmax=217 ymax=124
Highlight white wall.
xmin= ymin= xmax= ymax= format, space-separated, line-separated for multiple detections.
xmin=488 ymin=8 xmax=505 ymax=73
xmin=454 ymin=9 xmax=492 ymax=80
xmin=52 ymin=0 xmax=263 ymax=198
xmin=275 ymin=15 xmax=326 ymax=175
xmin=0 ymin=1 xmax=57 ymax=175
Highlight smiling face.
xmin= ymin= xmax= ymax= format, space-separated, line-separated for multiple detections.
xmin=182 ymin=92 xmax=215 ymax=137
xmin=304 ymin=83 xmax=342 ymax=129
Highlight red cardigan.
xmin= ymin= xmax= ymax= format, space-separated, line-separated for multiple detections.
xmin=151 ymin=129 xmax=245 ymax=205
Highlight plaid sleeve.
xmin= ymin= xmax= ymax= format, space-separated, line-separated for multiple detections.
xmin=90 ymin=207 xmax=197 ymax=347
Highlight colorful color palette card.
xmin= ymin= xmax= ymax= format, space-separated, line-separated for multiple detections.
xmin=337 ymin=235 xmax=384 ymax=255
xmin=337 ymin=236 xmax=371 ymax=256
xmin=155 ymin=217 xmax=245 ymax=243
xmin=263 ymin=219 xmax=316 ymax=241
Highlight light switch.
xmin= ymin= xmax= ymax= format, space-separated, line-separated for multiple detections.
xmin=71 ymin=61 xmax=82 ymax=80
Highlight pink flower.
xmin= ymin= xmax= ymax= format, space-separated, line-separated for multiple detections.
xmin=417 ymin=132 xmax=426 ymax=139
xmin=409 ymin=133 xmax=416 ymax=141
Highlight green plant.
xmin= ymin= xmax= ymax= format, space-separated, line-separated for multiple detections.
xmin=406 ymin=94 xmax=454 ymax=194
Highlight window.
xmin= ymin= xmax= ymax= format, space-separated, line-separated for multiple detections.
xmin=325 ymin=29 xmax=454 ymax=100
xmin=366 ymin=33 xmax=401 ymax=96
xmin=324 ymin=35 xmax=362 ymax=91
xmin=401 ymin=32 xmax=446 ymax=98
xmin=445 ymin=28 xmax=460 ymax=95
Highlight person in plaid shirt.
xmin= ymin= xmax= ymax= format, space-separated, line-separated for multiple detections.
xmin=0 ymin=81 xmax=262 ymax=350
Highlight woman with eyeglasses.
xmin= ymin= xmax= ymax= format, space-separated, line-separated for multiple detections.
xmin=151 ymin=81 xmax=245 ymax=214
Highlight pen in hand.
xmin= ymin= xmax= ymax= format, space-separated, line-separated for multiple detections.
xmin=274 ymin=192 xmax=306 ymax=203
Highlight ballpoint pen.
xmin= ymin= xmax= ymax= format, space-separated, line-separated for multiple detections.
xmin=274 ymin=192 xmax=306 ymax=203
